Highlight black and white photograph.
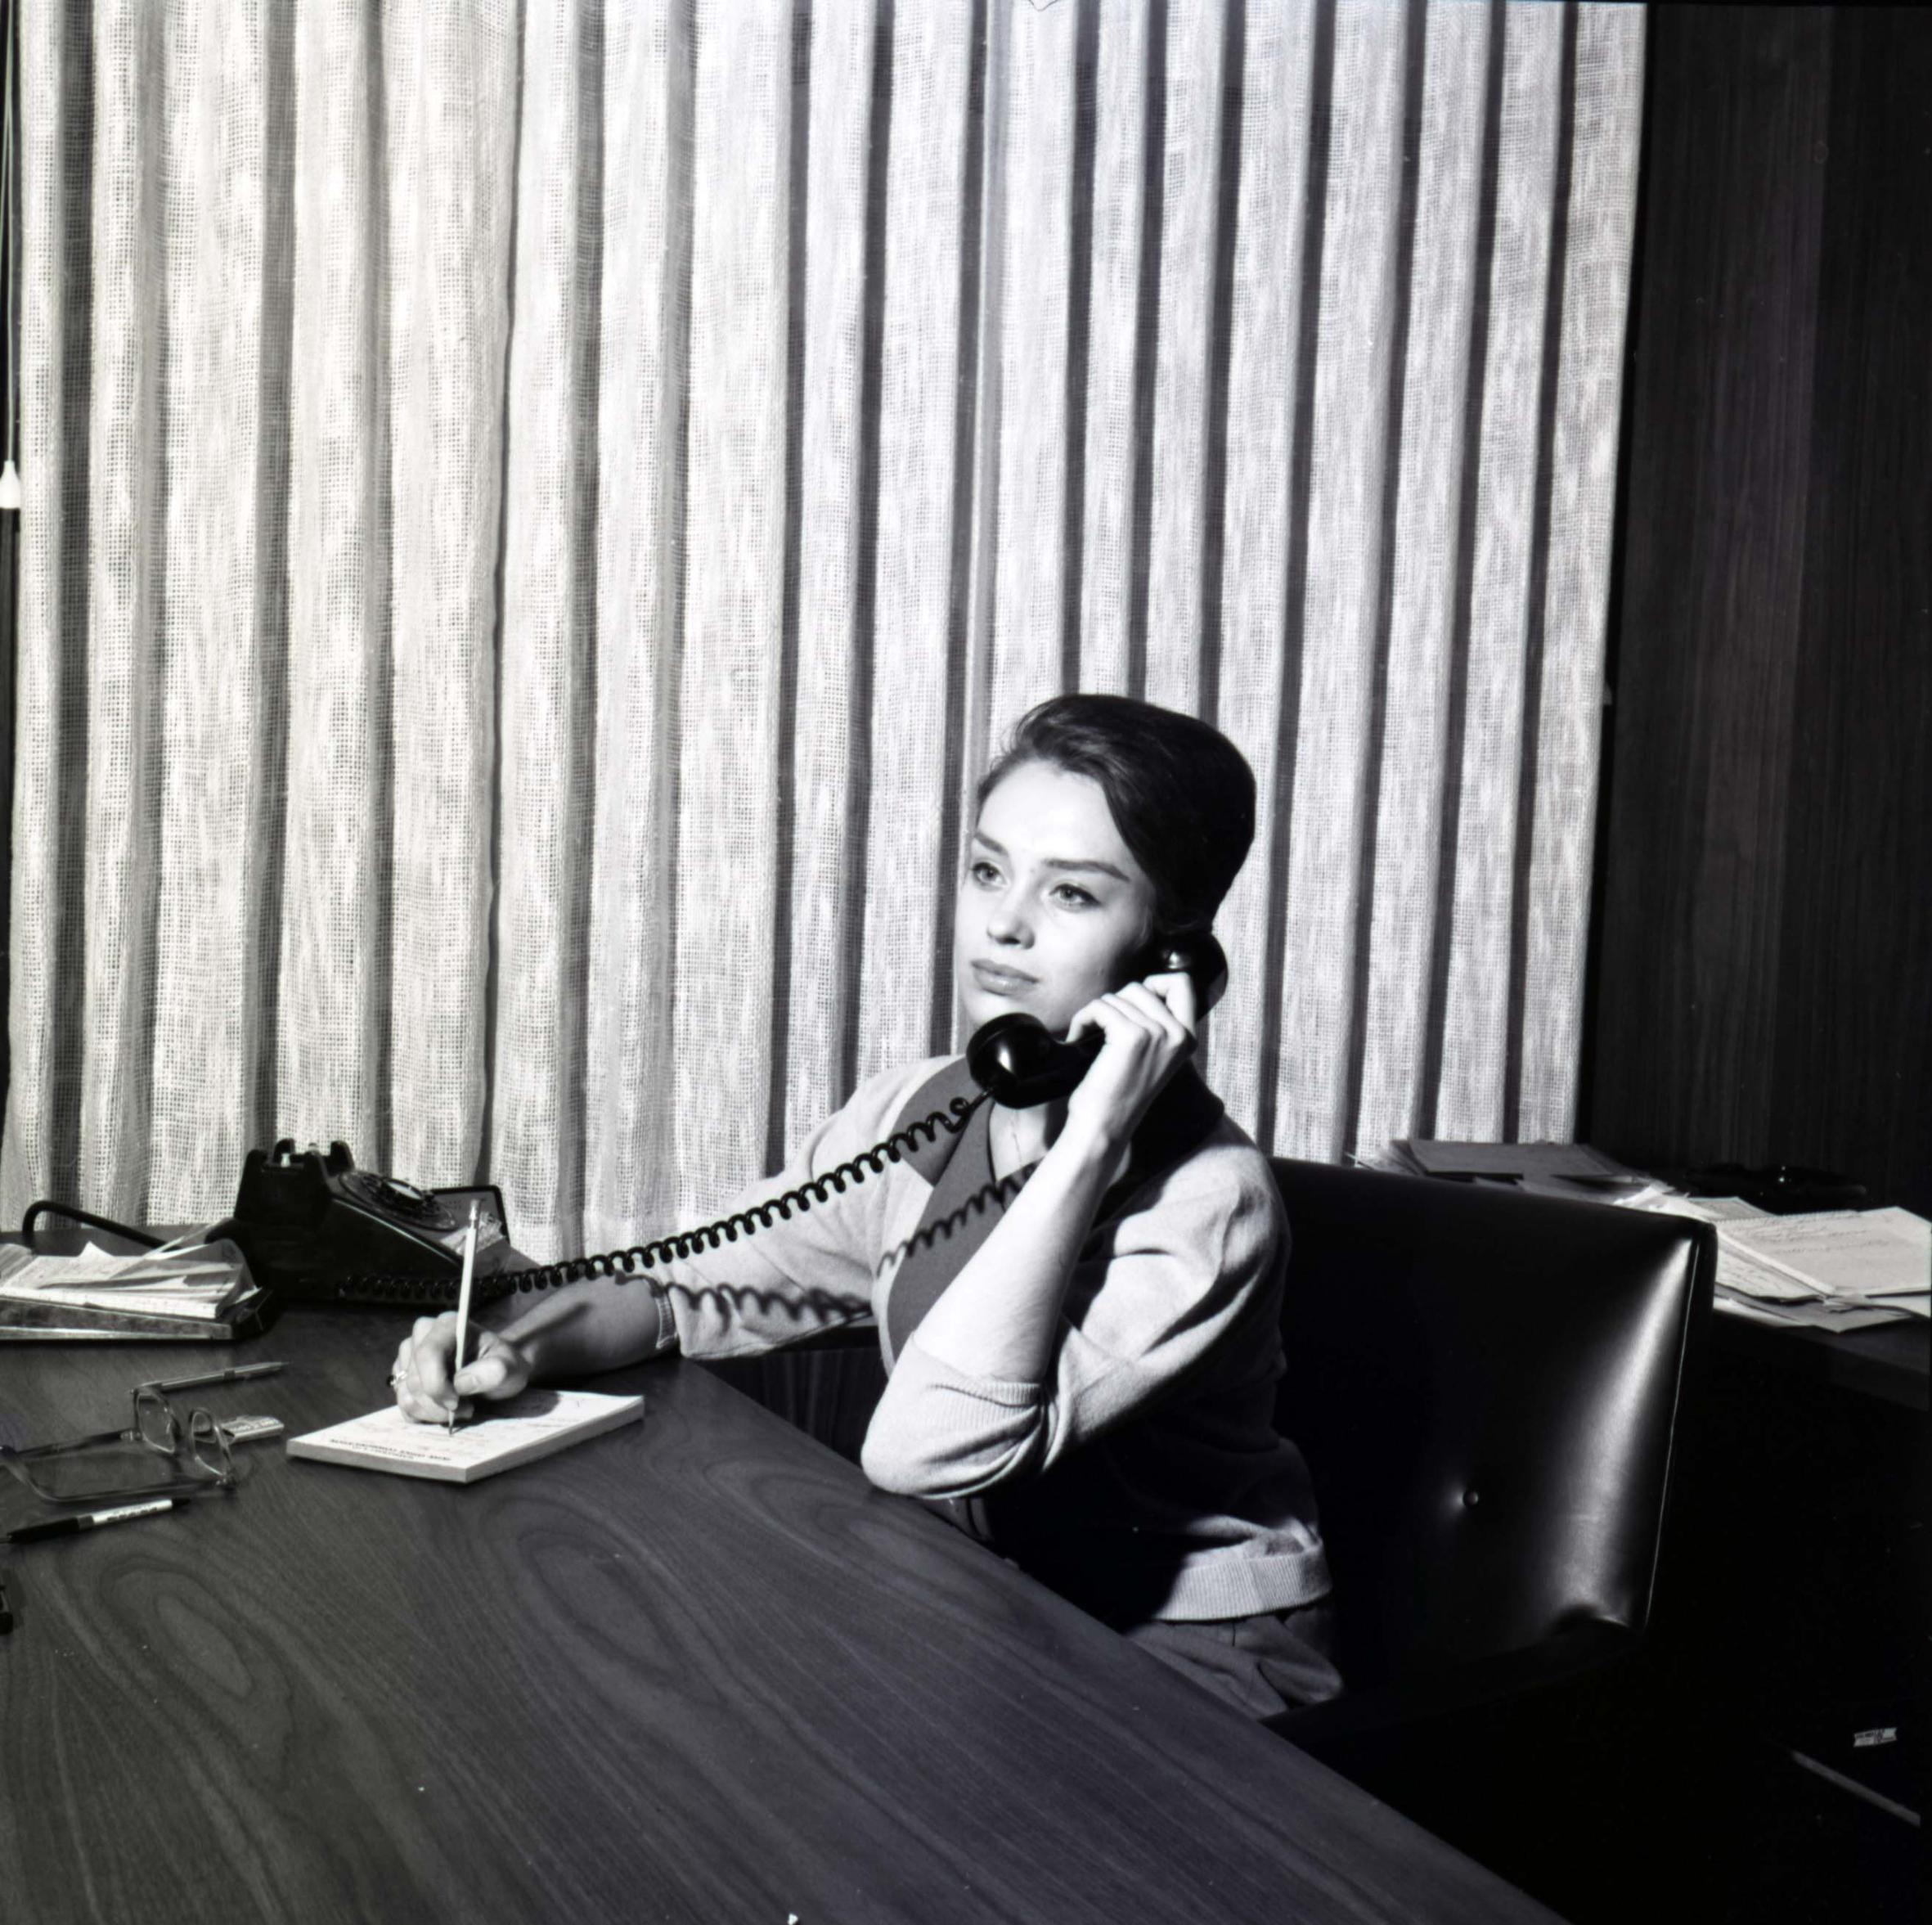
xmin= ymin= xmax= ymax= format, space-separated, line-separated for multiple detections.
xmin=0 ymin=3 xmax=1922 ymax=1921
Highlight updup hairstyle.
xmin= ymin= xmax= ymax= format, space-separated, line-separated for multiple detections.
xmin=976 ymin=695 xmax=1257 ymax=936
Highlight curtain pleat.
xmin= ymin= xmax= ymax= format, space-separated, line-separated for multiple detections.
xmin=583 ymin=0 xmax=690 ymax=1250
xmin=3 ymin=1 xmax=89 ymax=1225
xmin=79 ymin=0 xmax=164 ymax=1221
xmin=784 ymin=0 xmax=879 ymax=1166
xmin=144 ymin=0 xmax=285 ymax=1221
xmin=492 ymin=0 xmax=602 ymax=1257
xmin=1434 ymin=0 xmax=1566 ymax=1143
xmin=1355 ymin=0 xmax=1491 ymax=1163
xmin=1516 ymin=3 xmax=1644 ymax=1144
xmin=3 ymin=0 xmax=1647 ymax=1258
xmin=1211 ymin=0 xmax=1319 ymax=1140
xmin=1274 ymin=0 xmax=1409 ymax=1163
xmin=855 ymin=0 xmax=979 ymax=1097
xmin=381 ymin=7 xmax=518 ymax=1187
xmin=1138 ymin=0 xmax=1228 ymax=722
xmin=989 ymin=0 xmax=1076 ymax=726
xmin=1075 ymin=0 xmax=1152 ymax=699
xmin=282 ymin=0 xmax=389 ymax=1171
xmin=674 ymin=0 xmax=793 ymax=1217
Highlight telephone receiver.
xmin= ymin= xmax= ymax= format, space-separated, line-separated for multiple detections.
xmin=964 ymin=931 xmax=1229 ymax=1109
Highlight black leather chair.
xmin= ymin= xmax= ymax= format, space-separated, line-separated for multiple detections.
xmin=712 ymin=1150 xmax=1716 ymax=1761
xmin=1263 ymin=1158 xmax=1714 ymax=1754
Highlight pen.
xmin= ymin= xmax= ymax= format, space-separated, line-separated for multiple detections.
xmin=0 ymin=1569 xmax=12 ymax=1634
xmin=6 ymin=1497 xmax=187 ymax=1545
xmin=146 ymin=1362 xmax=285 ymax=1396
xmin=448 ymin=1202 xmax=481 ymax=1434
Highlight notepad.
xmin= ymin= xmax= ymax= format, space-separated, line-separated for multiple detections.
xmin=285 ymin=1390 xmax=645 ymax=1484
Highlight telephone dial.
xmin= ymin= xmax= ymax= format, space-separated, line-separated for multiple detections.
xmin=169 ymin=933 xmax=1226 ymax=1310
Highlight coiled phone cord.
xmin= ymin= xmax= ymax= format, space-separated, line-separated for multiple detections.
xmin=336 ymin=1091 xmax=988 ymax=1307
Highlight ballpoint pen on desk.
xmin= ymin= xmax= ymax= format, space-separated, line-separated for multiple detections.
xmin=447 ymin=1202 xmax=481 ymax=1435
xmin=144 ymin=1362 xmax=285 ymax=1393
xmin=7 ymin=1497 xmax=190 ymax=1545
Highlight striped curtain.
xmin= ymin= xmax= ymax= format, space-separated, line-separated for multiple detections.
xmin=2 ymin=0 xmax=1645 ymax=1261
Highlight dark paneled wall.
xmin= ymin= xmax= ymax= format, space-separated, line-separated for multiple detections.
xmin=1588 ymin=7 xmax=1932 ymax=1217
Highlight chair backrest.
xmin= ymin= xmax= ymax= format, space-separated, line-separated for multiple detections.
xmin=1269 ymin=1159 xmax=1712 ymax=1697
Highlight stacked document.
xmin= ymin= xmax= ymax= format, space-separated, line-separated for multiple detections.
xmin=1718 ymin=1208 xmax=1929 ymax=1317
xmin=0 ymin=1238 xmax=266 ymax=1339
xmin=1632 ymin=1197 xmax=1930 ymax=1330
xmin=1384 ymin=1138 xmax=1670 ymax=1206
xmin=1369 ymin=1142 xmax=1929 ymax=1335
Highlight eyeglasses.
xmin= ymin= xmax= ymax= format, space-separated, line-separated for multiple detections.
xmin=0 ymin=1370 xmax=270 ymax=1507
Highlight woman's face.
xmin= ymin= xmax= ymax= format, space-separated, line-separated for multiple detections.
xmin=955 ymin=760 xmax=1159 ymax=1037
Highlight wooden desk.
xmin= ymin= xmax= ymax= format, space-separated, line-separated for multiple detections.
xmin=1708 ymin=1302 xmax=1928 ymax=1412
xmin=0 ymin=1308 xmax=1560 ymax=1925
xmin=1620 ymin=1301 xmax=1928 ymax=1923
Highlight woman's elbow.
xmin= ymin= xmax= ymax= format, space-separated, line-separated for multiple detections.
xmin=859 ymin=1418 xmax=1041 ymax=1500
xmin=858 ymin=1427 xmax=937 ymax=1496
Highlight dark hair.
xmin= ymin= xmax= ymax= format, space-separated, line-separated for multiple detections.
xmin=976 ymin=695 xmax=1257 ymax=934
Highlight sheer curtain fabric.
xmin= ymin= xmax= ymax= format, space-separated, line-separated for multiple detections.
xmin=4 ymin=0 xmax=1646 ymax=1259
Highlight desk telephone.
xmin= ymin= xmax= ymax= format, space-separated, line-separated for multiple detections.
xmin=195 ymin=935 xmax=1227 ymax=1309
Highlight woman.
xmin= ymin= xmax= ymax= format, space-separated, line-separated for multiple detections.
xmin=393 ymin=695 xmax=1338 ymax=1719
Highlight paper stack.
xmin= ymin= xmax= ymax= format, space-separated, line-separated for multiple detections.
xmin=0 ymin=1238 xmax=268 ymax=1341
xmin=1383 ymin=1138 xmax=1671 ymax=1207
xmin=1633 ymin=1197 xmax=1930 ymax=1331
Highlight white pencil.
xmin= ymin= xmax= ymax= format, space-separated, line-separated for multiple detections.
xmin=447 ymin=1201 xmax=481 ymax=1434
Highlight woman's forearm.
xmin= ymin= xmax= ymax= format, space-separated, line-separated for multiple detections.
xmin=493 ymin=1270 xmax=673 ymax=1380
xmin=905 ymin=1121 xmax=1119 ymax=1385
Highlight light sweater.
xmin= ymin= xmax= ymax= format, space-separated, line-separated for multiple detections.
xmin=645 ymin=1055 xmax=1331 ymax=1624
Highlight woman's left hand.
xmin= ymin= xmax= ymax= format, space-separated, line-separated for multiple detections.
xmin=1060 ymin=970 xmax=1199 ymax=1157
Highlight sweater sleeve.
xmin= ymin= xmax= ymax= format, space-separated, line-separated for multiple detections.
xmin=859 ymin=1136 xmax=1286 ymax=1499
xmin=656 ymin=1055 xmax=950 ymax=1360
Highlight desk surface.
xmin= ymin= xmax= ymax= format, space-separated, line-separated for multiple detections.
xmin=1710 ymin=1303 xmax=1928 ymax=1411
xmin=0 ymin=1309 xmax=1558 ymax=1925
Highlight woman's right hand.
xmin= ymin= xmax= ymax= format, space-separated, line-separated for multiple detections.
xmin=391 ymin=1314 xmax=535 ymax=1425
